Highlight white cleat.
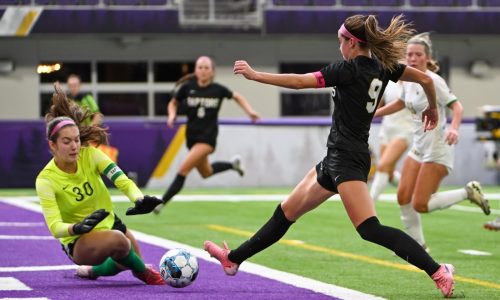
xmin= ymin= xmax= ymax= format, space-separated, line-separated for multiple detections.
xmin=465 ymin=181 xmax=490 ymax=215
xmin=231 ymin=155 xmax=245 ymax=177
xmin=153 ymin=203 xmax=165 ymax=215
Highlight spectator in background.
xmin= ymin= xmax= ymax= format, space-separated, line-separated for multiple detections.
xmin=67 ymin=74 xmax=102 ymax=126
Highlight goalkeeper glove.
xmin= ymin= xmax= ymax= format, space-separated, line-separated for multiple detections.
xmin=126 ymin=195 xmax=163 ymax=216
xmin=72 ymin=209 xmax=110 ymax=235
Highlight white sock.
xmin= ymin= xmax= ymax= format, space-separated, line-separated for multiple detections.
xmin=391 ymin=170 xmax=401 ymax=186
xmin=427 ymin=188 xmax=468 ymax=212
xmin=370 ymin=171 xmax=389 ymax=202
xmin=400 ymin=203 xmax=426 ymax=246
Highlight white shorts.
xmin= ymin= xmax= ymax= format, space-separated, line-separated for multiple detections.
xmin=408 ymin=140 xmax=454 ymax=173
xmin=378 ymin=125 xmax=413 ymax=146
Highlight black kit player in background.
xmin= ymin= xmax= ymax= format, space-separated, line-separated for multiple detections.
xmin=154 ymin=56 xmax=260 ymax=214
xmin=205 ymin=15 xmax=456 ymax=298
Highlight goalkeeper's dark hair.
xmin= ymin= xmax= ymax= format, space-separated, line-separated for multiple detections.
xmin=45 ymin=82 xmax=108 ymax=146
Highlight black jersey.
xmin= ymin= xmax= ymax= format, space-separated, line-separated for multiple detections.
xmin=319 ymin=57 xmax=406 ymax=152
xmin=174 ymin=79 xmax=233 ymax=141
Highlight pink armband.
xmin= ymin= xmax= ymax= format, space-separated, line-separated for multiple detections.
xmin=313 ymin=71 xmax=325 ymax=88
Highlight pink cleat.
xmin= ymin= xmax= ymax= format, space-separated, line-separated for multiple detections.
xmin=431 ymin=264 xmax=455 ymax=298
xmin=75 ymin=265 xmax=98 ymax=280
xmin=203 ymin=240 xmax=239 ymax=276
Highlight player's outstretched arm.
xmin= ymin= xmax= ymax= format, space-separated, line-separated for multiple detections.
xmin=232 ymin=92 xmax=260 ymax=123
xmin=374 ymin=99 xmax=405 ymax=118
xmin=126 ymin=195 xmax=164 ymax=215
xmin=399 ymin=65 xmax=438 ymax=131
xmin=167 ymin=98 xmax=178 ymax=128
xmin=233 ymin=60 xmax=317 ymax=90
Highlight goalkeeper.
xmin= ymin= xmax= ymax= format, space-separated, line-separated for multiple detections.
xmin=36 ymin=83 xmax=164 ymax=284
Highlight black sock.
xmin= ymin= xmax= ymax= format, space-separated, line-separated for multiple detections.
xmin=228 ymin=204 xmax=294 ymax=264
xmin=162 ymin=174 xmax=186 ymax=203
xmin=356 ymin=216 xmax=440 ymax=277
xmin=211 ymin=162 xmax=233 ymax=175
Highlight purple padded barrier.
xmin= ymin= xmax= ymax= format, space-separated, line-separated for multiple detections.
xmin=410 ymin=0 xmax=472 ymax=6
xmin=104 ymin=0 xmax=168 ymax=5
xmin=478 ymin=0 xmax=500 ymax=6
xmin=273 ymin=0 xmax=310 ymax=5
xmin=0 ymin=0 xmax=30 ymax=4
xmin=341 ymin=0 xmax=403 ymax=6
xmin=144 ymin=0 xmax=167 ymax=4
xmin=273 ymin=0 xmax=335 ymax=5
xmin=35 ymin=0 xmax=99 ymax=4
xmin=104 ymin=0 xmax=141 ymax=5
xmin=314 ymin=0 xmax=335 ymax=4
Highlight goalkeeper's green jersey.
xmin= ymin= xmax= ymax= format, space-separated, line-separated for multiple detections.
xmin=36 ymin=146 xmax=143 ymax=247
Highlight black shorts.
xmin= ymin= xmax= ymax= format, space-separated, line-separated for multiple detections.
xmin=186 ymin=135 xmax=217 ymax=150
xmin=61 ymin=213 xmax=128 ymax=261
xmin=316 ymin=148 xmax=371 ymax=193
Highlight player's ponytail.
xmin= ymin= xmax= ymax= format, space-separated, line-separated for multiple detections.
xmin=45 ymin=82 xmax=108 ymax=146
xmin=343 ymin=14 xmax=414 ymax=72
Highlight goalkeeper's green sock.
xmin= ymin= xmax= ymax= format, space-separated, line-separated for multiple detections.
xmin=91 ymin=257 xmax=122 ymax=277
xmin=114 ymin=247 xmax=146 ymax=273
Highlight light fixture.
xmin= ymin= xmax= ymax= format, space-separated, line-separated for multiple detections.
xmin=37 ymin=63 xmax=62 ymax=74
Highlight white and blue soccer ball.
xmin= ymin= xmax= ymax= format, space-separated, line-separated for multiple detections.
xmin=159 ymin=248 xmax=199 ymax=288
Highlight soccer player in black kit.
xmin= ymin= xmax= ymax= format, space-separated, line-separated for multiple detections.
xmin=204 ymin=15 xmax=456 ymax=298
xmin=154 ymin=56 xmax=260 ymax=213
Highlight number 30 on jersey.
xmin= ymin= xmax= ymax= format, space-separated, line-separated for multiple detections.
xmin=366 ymin=78 xmax=383 ymax=113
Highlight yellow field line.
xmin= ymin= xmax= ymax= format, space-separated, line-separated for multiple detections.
xmin=207 ymin=224 xmax=500 ymax=290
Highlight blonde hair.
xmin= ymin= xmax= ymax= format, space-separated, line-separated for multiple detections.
xmin=175 ymin=56 xmax=216 ymax=87
xmin=45 ymin=82 xmax=108 ymax=146
xmin=408 ymin=32 xmax=440 ymax=72
xmin=343 ymin=14 xmax=415 ymax=72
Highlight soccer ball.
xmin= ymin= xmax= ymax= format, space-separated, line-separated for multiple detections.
xmin=159 ymin=248 xmax=199 ymax=288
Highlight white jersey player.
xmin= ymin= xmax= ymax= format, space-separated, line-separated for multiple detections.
xmin=375 ymin=33 xmax=490 ymax=250
xmin=370 ymin=80 xmax=413 ymax=202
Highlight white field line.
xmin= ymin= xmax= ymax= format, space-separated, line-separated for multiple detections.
xmin=0 ymin=198 xmax=386 ymax=300
xmin=0 ymin=222 xmax=45 ymax=227
xmin=0 ymin=235 xmax=53 ymax=240
xmin=0 ymin=277 xmax=31 ymax=291
xmin=4 ymin=194 xmax=500 ymax=215
xmin=0 ymin=265 xmax=77 ymax=272
xmin=0 ymin=298 xmax=49 ymax=300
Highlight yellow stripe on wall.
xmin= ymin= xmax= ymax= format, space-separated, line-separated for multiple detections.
xmin=15 ymin=10 xmax=39 ymax=36
xmin=151 ymin=125 xmax=186 ymax=178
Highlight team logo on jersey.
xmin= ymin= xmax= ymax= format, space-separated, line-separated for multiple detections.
xmin=187 ymin=97 xmax=219 ymax=108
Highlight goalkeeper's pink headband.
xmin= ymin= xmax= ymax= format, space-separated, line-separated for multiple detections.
xmin=50 ymin=119 xmax=76 ymax=138
xmin=339 ymin=24 xmax=366 ymax=44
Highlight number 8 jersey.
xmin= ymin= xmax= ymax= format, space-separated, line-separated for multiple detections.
xmin=174 ymin=78 xmax=233 ymax=149
xmin=314 ymin=57 xmax=406 ymax=153
xmin=36 ymin=146 xmax=143 ymax=247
